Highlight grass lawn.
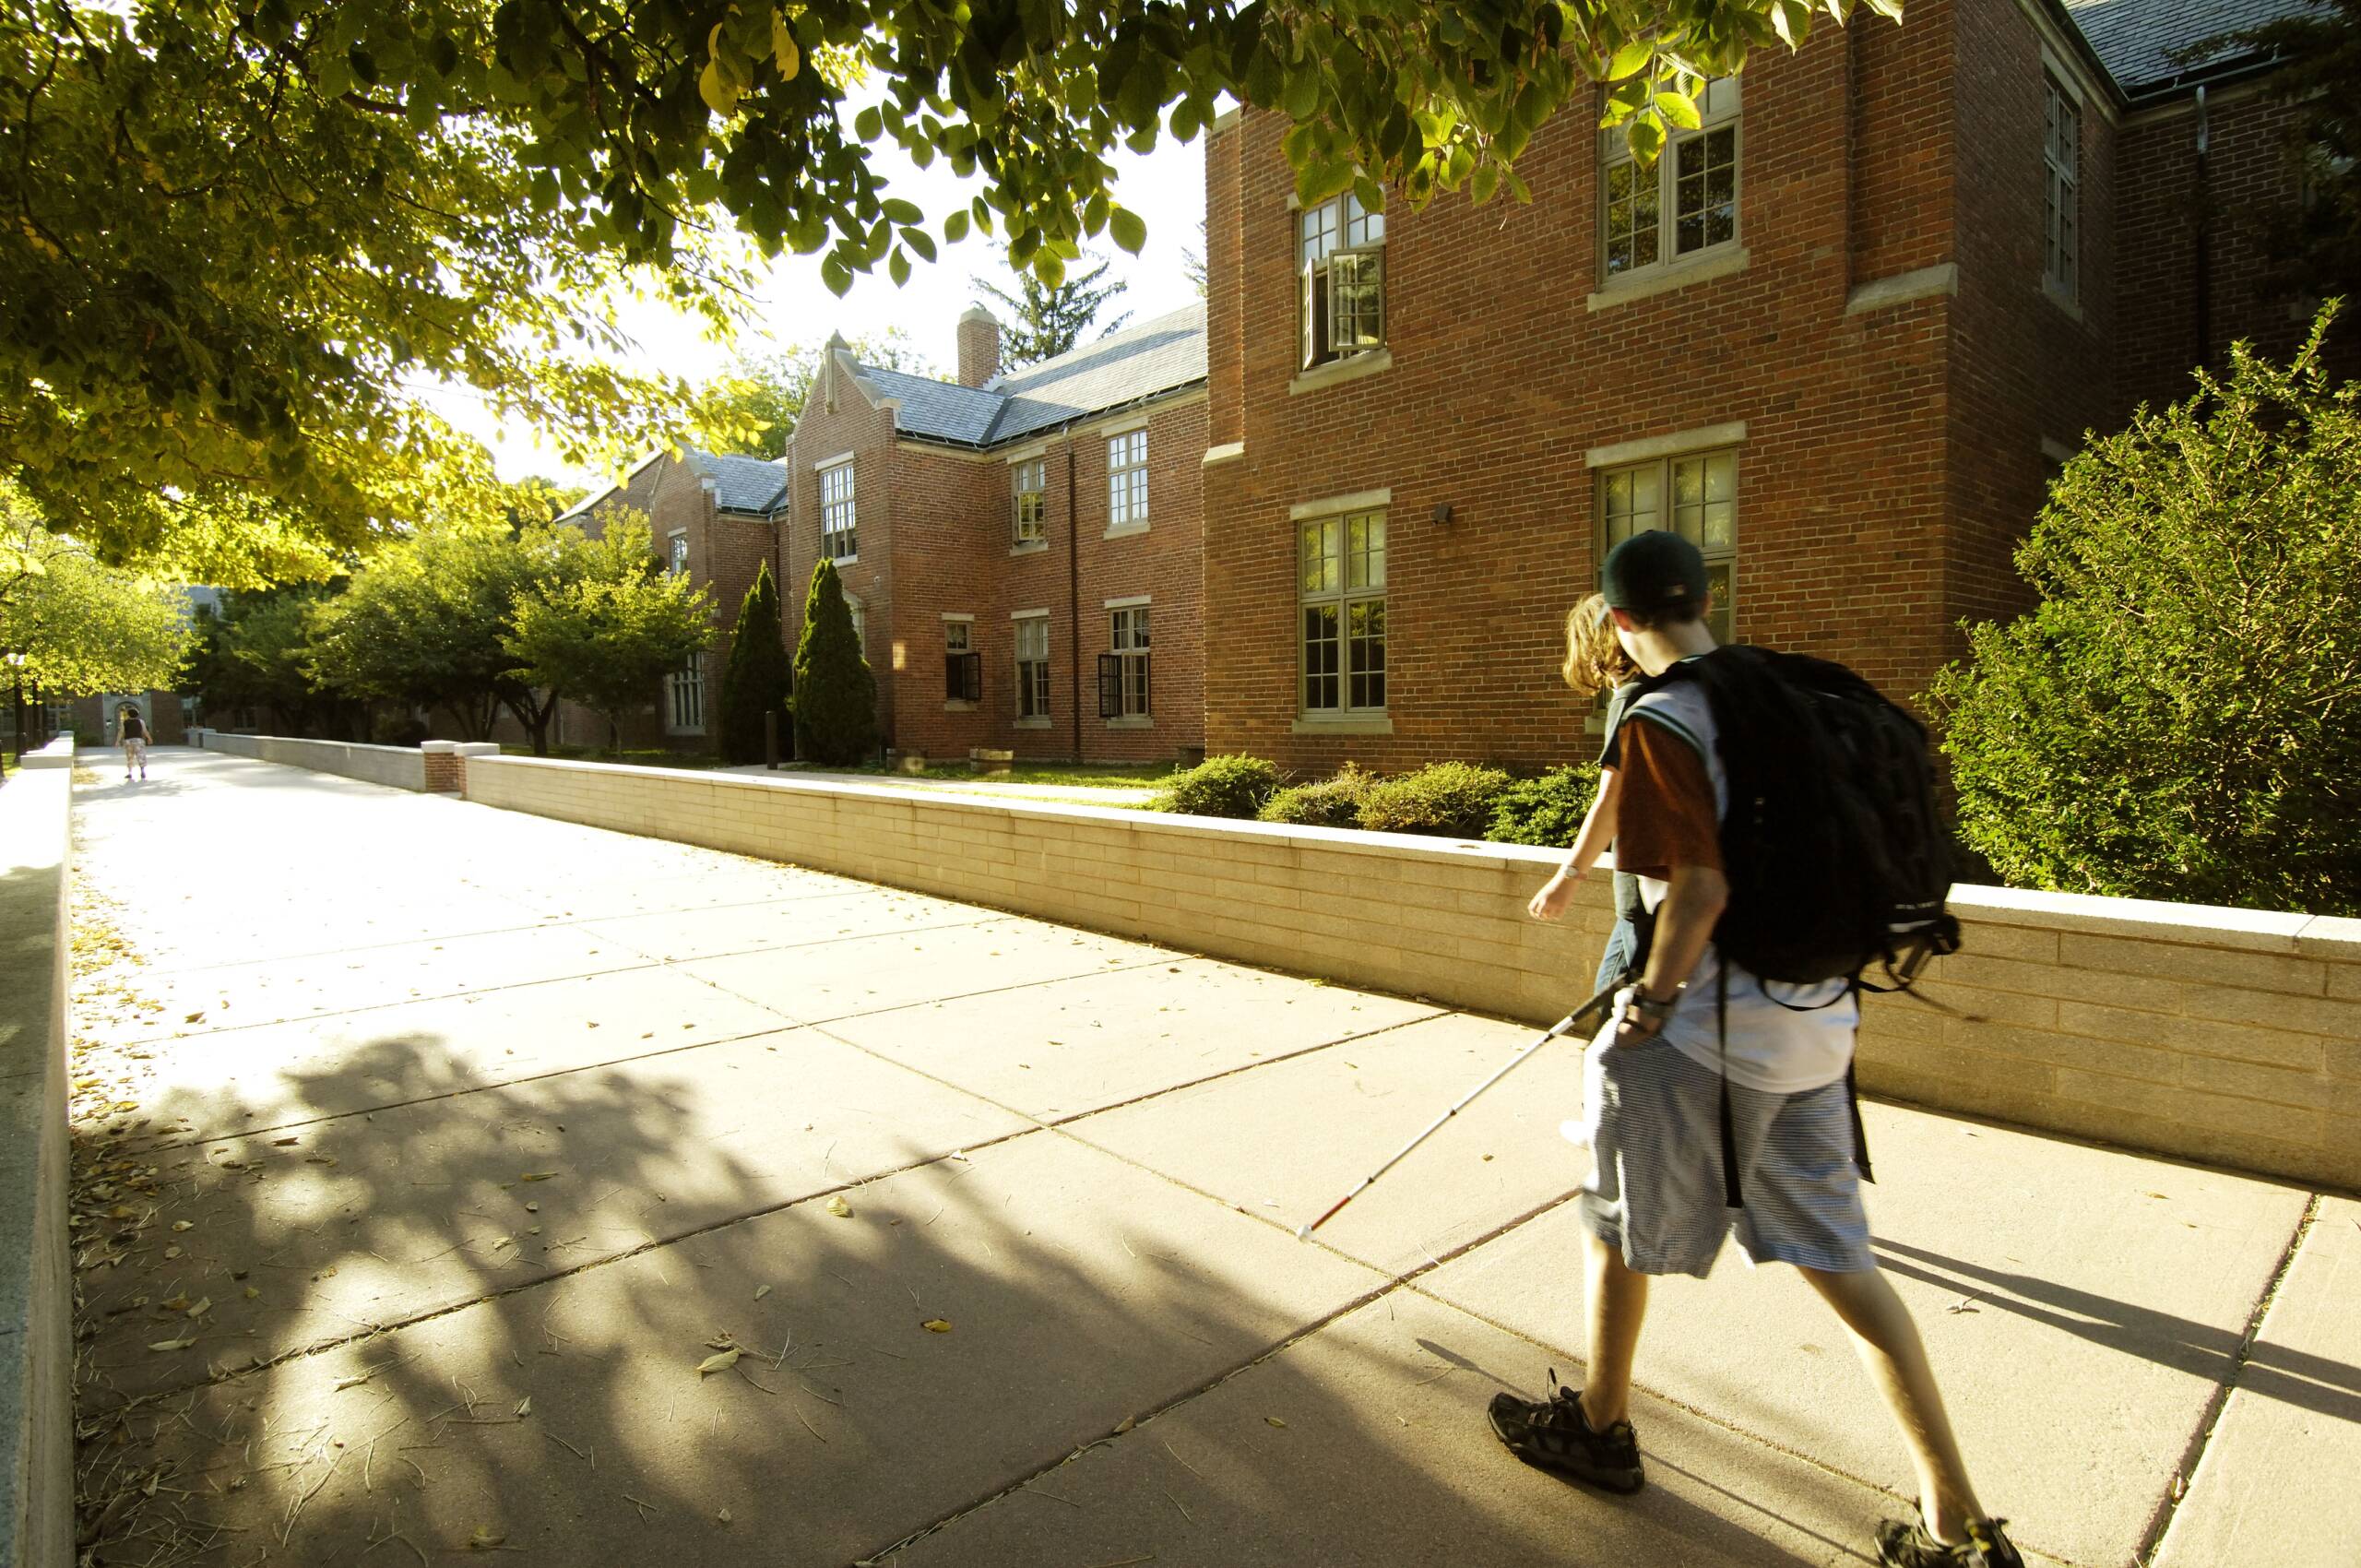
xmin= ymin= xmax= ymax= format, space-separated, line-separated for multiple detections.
xmin=546 ymin=744 xmax=733 ymax=772
xmin=848 ymin=760 xmax=1180 ymax=790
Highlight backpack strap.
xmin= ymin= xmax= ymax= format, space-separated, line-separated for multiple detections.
xmin=1845 ymin=1056 xmax=1875 ymax=1184
xmin=1717 ymin=966 xmax=1743 ymax=1209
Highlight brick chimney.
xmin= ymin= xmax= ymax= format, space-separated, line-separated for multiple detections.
xmin=956 ymin=305 xmax=1001 ymax=387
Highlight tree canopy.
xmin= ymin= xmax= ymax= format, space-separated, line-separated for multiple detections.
xmin=0 ymin=497 xmax=193 ymax=695
xmin=3 ymin=0 xmax=1892 ymax=579
xmin=1933 ymin=306 xmax=2360 ymax=918
xmin=504 ymin=515 xmax=714 ymax=750
xmin=974 ymin=256 xmax=1132 ymax=369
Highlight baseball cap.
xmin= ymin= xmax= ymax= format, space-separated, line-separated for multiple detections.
xmin=1601 ymin=529 xmax=1709 ymax=615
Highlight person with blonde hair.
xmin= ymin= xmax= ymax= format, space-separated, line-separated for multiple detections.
xmin=1528 ymin=592 xmax=1644 ymax=991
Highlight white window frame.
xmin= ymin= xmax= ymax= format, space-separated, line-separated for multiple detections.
xmin=1298 ymin=510 xmax=1387 ymax=716
xmin=1013 ymin=457 xmax=1048 ymax=548
xmin=1598 ymin=447 xmax=1738 ymax=647
xmin=1299 ymin=191 xmax=1386 ymax=371
xmin=1013 ymin=613 xmax=1051 ymax=720
xmin=1109 ymin=603 xmax=1150 ymax=719
xmin=666 ymin=529 xmax=689 ymax=576
xmin=844 ymin=593 xmax=866 ymax=661
xmin=1600 ymin=77 xmax=1741 ymax=284
xmin=2043 ymin=74 xmax=2080 ymax=301
xmin=1107 ymin=430 xmax=1149 ymax=530
xmin=666 ymin=650 xmax=706 ymax=735
xmin=819 ymin=459 xmax=857 ymax=562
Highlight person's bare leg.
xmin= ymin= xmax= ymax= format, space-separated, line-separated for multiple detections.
xmin=1579 ymin=1229 xmax=1651 ymax=1430
xmin=1801 ymin=1265 xmax=1983 ymax=1542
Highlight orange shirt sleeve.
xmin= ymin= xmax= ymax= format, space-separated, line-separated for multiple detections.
xmin=1610 ymin=717 xmax=1723 ymax=883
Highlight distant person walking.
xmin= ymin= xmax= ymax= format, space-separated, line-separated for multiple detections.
xmin=116 ymin=704 xmax=149 ymax=780
xmin=1492 ymin=531 xmax=2019 ymax=1568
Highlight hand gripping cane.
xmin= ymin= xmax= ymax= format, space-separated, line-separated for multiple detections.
xmin=1294 ymin=976 xmax=1626 ymax=1241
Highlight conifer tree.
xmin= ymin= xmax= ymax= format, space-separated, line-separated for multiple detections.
xmin=971 ymin=257 xmax=1131 ymax=369
xmin=718 ymin=561 xmax=789 ymax=763
xmin=791 ymin=559 xmax=878 ymax=766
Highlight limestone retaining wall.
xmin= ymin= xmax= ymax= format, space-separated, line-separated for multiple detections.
xmin=192 ymin=731 xmax=429 ymax=791
xmin=0 ymin=740 xmax=77 ymax=1568
xmin=459 ymin=755 xmax=2359 ymax=1190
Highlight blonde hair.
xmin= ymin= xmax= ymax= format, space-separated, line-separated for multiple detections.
xmin=1559 ymin=592 xmax=1634 ymax=696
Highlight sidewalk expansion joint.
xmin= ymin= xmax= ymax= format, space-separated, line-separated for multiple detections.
xmin=2133 ymin=1189 xmax=2321 ymax=1567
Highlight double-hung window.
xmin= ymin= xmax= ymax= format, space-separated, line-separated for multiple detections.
xmin=1107 ymin=432 xmax=1148 ymax=529
xmin=1014 ymin=615 xmax=1051 ymax=719
xmin=1299 ymin=192 xmax=1385 ymax=370
xmin=667 ymin=651 xmax=706 ymax=733
xmin=1013 ymin=457 xmax=1047 ymax=547
xmin=1601 ymin=77 xmax=1740 ymax=281
xmin=819 ymin=460 xmax=857 ymax=561
xmin=1599 ymin=449 xmax=1737 ymax=646
xmin=2043 ymin=76 xmax=2079 ymax=300
xmin=944 ymin=619 xmax=981 ymax=702
xmin=1299 ymin=510 xmax=1386 ymax=714
xmin=667 ymin=530 xmax=689 ymax=576
xmin=1100 ymin=605 xmax=1150 ymax=719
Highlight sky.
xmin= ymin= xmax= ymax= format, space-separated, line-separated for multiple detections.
xmin=436 ymin=132 xmax=1210 ymax=487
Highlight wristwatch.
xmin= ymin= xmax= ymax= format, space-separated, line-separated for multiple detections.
xmin=1615 ymin=985 xmax=1681 ymax=1032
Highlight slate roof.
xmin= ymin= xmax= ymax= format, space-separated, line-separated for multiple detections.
xmin=854 ymin=303 xmax=1207 ymax=450
xmin=2059 ymin=0 xmax=2320 ymax=96
xmin=685 ymin=448 xmax=791 ymax=514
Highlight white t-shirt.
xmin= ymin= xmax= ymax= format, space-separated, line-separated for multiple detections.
xmin=1617 ymin=677 xmax=1857 ymax=1095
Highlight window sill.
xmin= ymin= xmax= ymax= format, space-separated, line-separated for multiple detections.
xmin=1586 ymin=245 xmax=1750 ymax=313
xmin=943 ymin=700 xmax=977 ymax=713
xmin=827 ymin=553 xmax=860 ymax=567
xmin=1291 ymin=714 xmax=1393 ymax=736
xmin=1102 ymin=521 xmax=1150 ymax=540
xmin=1104 ymin=715 xmax=1154 ymax=730
xmin=1010 ymin=540 xmax=1049 ymax=557
xmin=1288 ymin=347 xmax=1394 ymax=397
xmin=1014 ymin=717 xmax=1053 ymax=731
xmin=1202 ymin=442 xmax=1246 ymax=468
xmin=2043 ymin=279 xmax=2084 ymax=324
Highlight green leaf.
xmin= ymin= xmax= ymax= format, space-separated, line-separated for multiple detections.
xmin=1471 ymin=163 xmax=1499 ymax=204
xmin=1626 ymin=117 xmax=1664 ymax=164
xmin=880 ymin=196 xmax=922 ymax=224
xmin=1108 ymin=207 xmax=1146 ymax=255
xmin=888 ymin=248 xmax=911 ymax=286
xmin=698 ymin=61 xmax=741 ymax=117
xmin=1655 ymin=91 xmax=1702 ymax=131
xmin=821 ymin=253 xmax=854 ymax=296
xmin=1281 ymin=65 xmax=1321 ymax=120
xmin=900 ymin=225 xmax=936 ymax=263
xmin=854 ymin=106 xmax=883 ymax=142
xmin=943 ymin=209 xmax=971 ymax=244
xmin=1606 ymin=39 xmax=1654 ymax=81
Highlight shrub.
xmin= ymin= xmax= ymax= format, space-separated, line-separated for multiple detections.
xmin=1933 ymin=305 xmax=2361 ymax=917
xmin=1358 ymin=761 xmax=1512 ymax=837
xmin=1487 ymin=765 xmax=1602 ymax=848
xmin=718 ymin=561 xmax=789 ymax=765
xmin=1158 ymin=753 xmax=1281 ymax=818
xmin=1259 ymin=762 xmax=1375 ymax=828
xmin=791 ymin=558 xmax=879 ymax=766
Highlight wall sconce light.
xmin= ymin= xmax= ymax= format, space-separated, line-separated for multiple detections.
xmin=1431 ymin=503 xmax=1454 ymax=526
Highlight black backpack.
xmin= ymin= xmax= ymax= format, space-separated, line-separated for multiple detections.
xmin=1626 ymin=646 xmax=1961 ymax=1207
xmin=1643 ymin=645 xmax=1960 ymax=993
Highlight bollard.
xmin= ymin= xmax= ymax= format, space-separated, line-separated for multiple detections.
xmin=765 ymin=710 xmax=779 ymax=770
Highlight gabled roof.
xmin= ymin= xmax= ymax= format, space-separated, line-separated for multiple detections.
xmin=684 ymin=448 xmax=791 ymax=514
xmin=2058 ymin=0 xmax=2320 ymax=98
xmin=853 ymin=303 xmax=1207 ymax=450
xmin=557 ymin=446 xmax=788 ymax=522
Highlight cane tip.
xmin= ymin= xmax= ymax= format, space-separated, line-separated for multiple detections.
xmin=1294 ymin=1223 xmax=1312 ymax=1242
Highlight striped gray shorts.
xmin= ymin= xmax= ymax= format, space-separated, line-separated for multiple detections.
xmin=1577 ymin=1035 xmax=1874 ymax=1279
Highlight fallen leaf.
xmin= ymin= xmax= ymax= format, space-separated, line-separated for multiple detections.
xmin=148 ymin=1337 xmax=196 ymax=1352
xmin=305 ymin=1156 xmax=338 ymax=1167
xmin=524 ymin=1202 xmax=540 ymax=1213
xmin=160 ymin=1294 xmax=190 ymax=1311
xmin=272 ymin=1137 xmax=299 ymax=1146
xmin=825 ymin=1195 xmax=852 ymax=1218
xmin=1265 ymin=1416 xmax=1288 ymax=1429
xmin=1113 ymin=1416 xmax=1134 ymax=1434
xmin=521 ymin=1171 xmax=558 ymax=1182
xmin=515 ymin=1397 xmax=532 ymax=1418
xmin=753 ymin=1285 xmax=772 ymax=1301
xmin=162 ymin=1245 xmax=183 ymax=1260
xmin=184 ymin=1013 xmax=204 ymax=1024
xmin=334 ymin=1374 xmax=372 ymax=1391
xmin=697 ymin=1348 xmax=742 ymax=1376
xmin=468 ymin=1526 xmax=506 ymax=1550
xmin=921 ymin=1319 xmax=953 ymax=1334
xmin=185 ymin=1297 xmax=211 ymax=1318
xmin=718 ymin=1508 xmax=733 ymax=1524
xmin=243 ymin=1287 xmax=260 ymax=1301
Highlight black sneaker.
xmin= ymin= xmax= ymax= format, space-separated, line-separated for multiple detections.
xmin=1487 ymin=1369 xmax=1644 ymax=1493
xmin=1876 ymin=1514 xmax=2024 ymax=1568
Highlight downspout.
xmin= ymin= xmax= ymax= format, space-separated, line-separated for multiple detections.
xmin=2193 ymin=85 xmax=2213 ymax=370
xmin=1067 ymin=444 xmax=1083 ymax=764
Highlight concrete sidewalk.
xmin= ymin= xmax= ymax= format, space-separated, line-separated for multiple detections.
xmin=60 ymin=747 xmax=2355 ymax=1566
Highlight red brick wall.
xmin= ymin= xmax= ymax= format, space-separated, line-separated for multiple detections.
xmin=2114 ymin=88 xmax=2325 ymax=419
xmin=780 ymin=353 xmax=902 ymax=756
xmin=1204 ymin=24 xmax=1959 ymax=776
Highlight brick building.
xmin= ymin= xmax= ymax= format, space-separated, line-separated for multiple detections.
xmin=562 ymin=305 xmax=1210 ymax=765
xmin=1198 ymin=0 xmax=2331 ymax=774
xmin=557 ymin=445 xmax=789 ymax=753
xmin=778 ymin=305 xmax=1208 ymax=766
